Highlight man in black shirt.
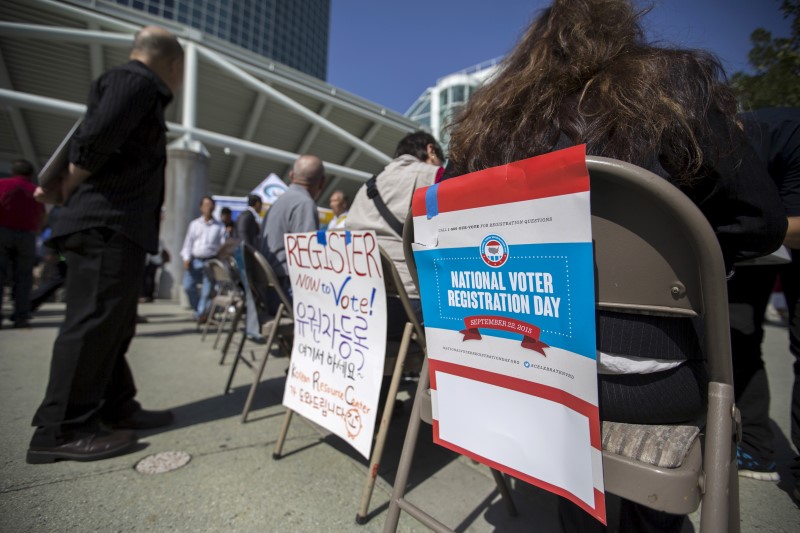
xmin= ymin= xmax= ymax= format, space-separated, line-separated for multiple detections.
xmin=731 ymin=108 xmax=800 ymax=500
xmin=236 ymin=194 xmax=263 ymax=248
xmin=27 ymin=26 xmax=184 ymax=464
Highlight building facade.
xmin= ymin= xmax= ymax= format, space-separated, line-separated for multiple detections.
xmin=406 ymin=59 xmax=499 ymax=151
xmin=109 ymin=0 xmax=330 ymax=79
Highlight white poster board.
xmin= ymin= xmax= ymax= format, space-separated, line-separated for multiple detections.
xmin=412 ymin=145 xmax=605 ymax=523
xmin=281 ymin=230 xmax=387 ymax=458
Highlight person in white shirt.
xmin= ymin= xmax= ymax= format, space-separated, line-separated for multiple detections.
xmin=327 ymin=190 xmax=348 ymax=230
xmin=180 ymin=196 xmax=224 ymax=321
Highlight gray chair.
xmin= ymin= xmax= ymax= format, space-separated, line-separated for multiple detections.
xmin=224 ymin=245 xmax=294 ymax=423
xmin=384 ymin=155 xmax=739 ymax=533
xmin=201 ymin=258 xmax=243 ymax=348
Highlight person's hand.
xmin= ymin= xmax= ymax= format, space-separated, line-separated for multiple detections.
xmin=183 ymin=259 xmax=190 ymax=270
xmin=59 ymin=163 xmax=91 ymax=205
xmin=61 ymin=179 xmax=78 ymax=204
xmin=33 ymin=186 xmax=63 ymax=205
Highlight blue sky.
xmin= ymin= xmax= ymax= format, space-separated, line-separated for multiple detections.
xmin=327 ymin=0 xmax=794 ymax=114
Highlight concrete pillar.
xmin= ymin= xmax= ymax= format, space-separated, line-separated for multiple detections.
xmin=161 ymin=137 xmax=210 ymax=304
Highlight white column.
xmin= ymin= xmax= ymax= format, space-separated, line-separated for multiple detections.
xmin=430 ymin=86 xmax=442 ymax=142
xmin=181 ymin=42 xmax=198 ymax=141
xmin=161 ymin=139 xmax=210 ymax=302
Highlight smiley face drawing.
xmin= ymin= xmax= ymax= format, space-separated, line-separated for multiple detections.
xmin=345 ymin=408 xmax=363 ymax=439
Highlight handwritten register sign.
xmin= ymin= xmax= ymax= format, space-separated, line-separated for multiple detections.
xmin=281 ymin=230 xmax=386 ymax=459
xmin=412 ymin=145 xmax=606 ymax=523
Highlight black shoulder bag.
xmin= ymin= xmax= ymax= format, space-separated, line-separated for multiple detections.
xmin=366 ymin=175 xmax=404 ymax=236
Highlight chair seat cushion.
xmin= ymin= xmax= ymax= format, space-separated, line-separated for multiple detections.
xmin=601 ymin=421 xmax=700 ymax=468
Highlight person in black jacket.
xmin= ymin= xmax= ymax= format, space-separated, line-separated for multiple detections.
xmin=236 ymin=194 xmax=263 ymax=248
xmin=28 ymin=26 xmax=184 ymax=464
xmin=235 ymin=194 xmax=265 ymax=343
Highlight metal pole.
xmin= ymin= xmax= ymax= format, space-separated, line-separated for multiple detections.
xmin=0 ymin=88 xmax=86 ymax=117
xmin=0 ymin=22 xmax=132 ymax=46
xmin=179 ymin=126 xmax=373 ymax=182
xmin=0 ymin=88 xmax=374 ymax=182
xmin=181 ymin=42 xmax=198 ymax=141
xmin=32 ymin=0 xmax=140 ymax=33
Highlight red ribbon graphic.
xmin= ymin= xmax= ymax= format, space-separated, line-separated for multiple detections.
xmin=460 ymin=315 xmax=549 ymax=356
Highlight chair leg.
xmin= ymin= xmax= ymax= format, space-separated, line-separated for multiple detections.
xmin=727 ymin=440 xmax=741 ymax=533
xmin=201 ymin=303 xmax=217 ymax=341
xmin=272 ymin=409 xmax=295 ymax=459
xmin=241 ymin=304 xmax=285 ymax=423
xmin=220 ymin=305 xmax=244 ymax=365
xmin=700 ymin=382 xmax=735 ymax=533
xmin=240 ymin=346 xmax=270 ymax=423
xmin=224 ymin=328 xmax=248 ymax=394
xmin=213 ymin=304 xmax=230 ymax=349
xmin=356 ymin=322 xmax=412 ymax=525
xmin=490 ymin=469 xmax=518 ymax=517
xmin=383 ymin=358 xmax=431 ymax=533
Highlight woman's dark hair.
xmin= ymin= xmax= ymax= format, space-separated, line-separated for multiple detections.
xmin=394 ymin=131 xmax=444 ymax=162
xmin=11 ymin=159 xmax=34 ymax=177
xmin=247 ymin=194 xmax=261 ymax=207
xmin=446 ymin=0 xmax=739 ymax=184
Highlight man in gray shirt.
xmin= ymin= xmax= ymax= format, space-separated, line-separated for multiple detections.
xmin=259 ymin=155 xmax=325 ymax=306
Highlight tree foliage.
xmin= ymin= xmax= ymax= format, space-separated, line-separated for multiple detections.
xmin=731 ymin=1 xmax=800 ymax=109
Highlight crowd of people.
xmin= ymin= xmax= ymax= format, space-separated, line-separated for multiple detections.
xmin=1 ymin=0 xmax=799 ymax=529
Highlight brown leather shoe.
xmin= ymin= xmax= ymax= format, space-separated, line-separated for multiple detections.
xmin=26 ymin=430 xmax=137 ymax=464
xmin=106 ymin=408 xmax=174 ymax=430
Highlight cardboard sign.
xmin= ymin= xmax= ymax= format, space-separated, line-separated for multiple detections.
xmin=412 ymin=145 xmax=605 ymax=523
xmin=282 ymin=230 xmax=387 ymax=458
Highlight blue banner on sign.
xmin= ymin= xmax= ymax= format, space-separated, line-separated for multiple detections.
xmin=415 ymin=241 xmax=596 ymax=359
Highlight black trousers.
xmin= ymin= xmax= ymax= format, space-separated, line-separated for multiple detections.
xmin=141 ymin=262 xmax=160 ymax=299
xmin=31 ymin=228 xmax=145 ymax=446
xmin=30 ymin=258 xmax=66 ymax=311
xmin=728 ymin=253 xmax=800 ymax=479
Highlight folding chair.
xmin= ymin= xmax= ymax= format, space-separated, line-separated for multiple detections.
xmin=224 ymin=245 xmax=294 ymax=423
xmin=201 ymin=258 xmax=243 ymax=348
xmin=384 ymin=155 xmax=739 ymax=533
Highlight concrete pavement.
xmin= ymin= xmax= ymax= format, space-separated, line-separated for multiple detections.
xmin=1 ymin=300 xmax=799 ymax=532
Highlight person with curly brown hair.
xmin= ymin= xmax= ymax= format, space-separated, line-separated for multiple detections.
xmin=443 ymin=1 xmax=787 ymax=530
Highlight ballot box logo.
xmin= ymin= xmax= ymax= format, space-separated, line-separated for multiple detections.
xmin=480 ymin=234 xmax=509 ymax=268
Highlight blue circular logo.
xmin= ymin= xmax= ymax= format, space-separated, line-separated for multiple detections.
xmin=524 ymin=361 xmax=531 ymax=368
xmin=480 ymin=234 xmax=509 ymax=268
xmin=262 ymin=184 xmax=287 ymax=203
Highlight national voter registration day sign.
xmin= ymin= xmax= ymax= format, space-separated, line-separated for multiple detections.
xmin=282 ymin=230 xmax=387 ymax=459
xmin=412 ymin=145 xmax=605 ymax=523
